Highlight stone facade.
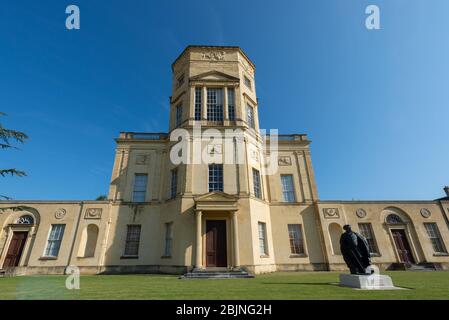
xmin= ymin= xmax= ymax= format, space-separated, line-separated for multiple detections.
xmin=1 ymin=46 xmax=449 ymax=275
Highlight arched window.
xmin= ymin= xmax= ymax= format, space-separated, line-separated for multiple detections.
xmin=329 ymin=223 xmax=343 ymax=255
xmin=16 ymin=215 xmax=34 ymax=225
xmin=386 ymin=214 xmax=403 ymax=224
xmin=78 ymin=224 xmax=99 ymax=257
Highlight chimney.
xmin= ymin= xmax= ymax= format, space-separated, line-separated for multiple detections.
xmin=444 ymin=186 xmax=449 ymax=197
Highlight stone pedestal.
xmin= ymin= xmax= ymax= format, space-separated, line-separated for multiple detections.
xmin=339 ymin=274 xmax=396 ymax=289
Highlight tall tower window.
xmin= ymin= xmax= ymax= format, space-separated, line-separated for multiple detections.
xmin=175 ymin=104 xmax=183 ymax=127
xmin=194 ymin=87 xmax=202 ymax=120
xmin=208 ymin=164 xmax=223 ymax=192
xmin=247 ymin=104 xmax=255 ymax=129
xmin=170 ymin=169 xmax=178 ymax=199
xmin=252 ymin=168 xmax=262 ymax=199
xmin=244 ymin=76 xmax=252 ymax=90
xmin=227 ymin=88 xmax=235 ymax=120
xmin=281 ymin=175 xmax=296 ymax=202
xmin=207 ymin=88 xmax=224 ymax=121
xmin=132 ymin=174 xmax=148 ymax=202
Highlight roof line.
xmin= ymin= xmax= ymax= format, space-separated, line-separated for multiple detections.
xmin=171 ymin=45 xmax=255 ymax=71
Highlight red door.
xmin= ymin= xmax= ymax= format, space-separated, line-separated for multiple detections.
xmin=392 ymin=229 xmax=415 ymax=264
xmin=3 ymin=232 xmax=28 ymax=268
xmin=205 ymin=220 xmax=227 ymax=267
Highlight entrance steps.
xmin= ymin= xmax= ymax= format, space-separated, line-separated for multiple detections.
xmin=180 ymin=268 xmax=254 ymax=279
xmin=387 ymin=263 xmax=442 ymax=271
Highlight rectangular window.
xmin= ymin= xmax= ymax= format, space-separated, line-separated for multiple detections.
xmin=170 ymin=169 xmax=178 ymax=199
xmin=44 ymin=224 xmax=65 ymax=257
xmin=358 ymin=223 xmax=379 ymax=254
xmin=424 ymin=223 xmax=447 ymax=253
xmin=281 ymin=175 xmax=296 ymax=202
xmin=247 ymin=104 xmax=255 ymax=129
xmin=207 ymin=88 xmax=224 ymax=121
xmin=258 ymin=222 xmax=268 ymax=256
xmin=164 ymin=222 xmax=173 ymax=257
xmin=244 ymin=76 xmax=252 ymax=90
xmin=208 ymin=164 xmax=223 ymax=192
xmin=288 ymin=224 xmax=305 ymax=254
xmin=175 ymin=104 xmax=182 ymax=127
xmin=195 ymin=87 xmax=202 ymax=121
xmin=252 ymin=168 xmax=262 ymax=199
xmin=132 ymin=174 xmax=148 ymax=202
xmin=227 ymin=88 xmax=235 ymax=120
xmin=124 ymin=225 xmax=141 ymax=256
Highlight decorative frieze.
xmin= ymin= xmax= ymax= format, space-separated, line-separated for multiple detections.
xmin=202 ymin=51 xmax=225 ymax=61
xmin=278 ymin=156 xmax=292 ymax=166
xmin=356 ymin=208 xmax=367 ymax=218
xmin=420 ymin=208 xmax=431 ymax=218
xmin=54 ymin=208 xmax=67 ymax=220
xmin=84 ymin=208 xmax=102 ymax=220
xmin=323 ymin=208 xmax=340 ymax=219
xmin=135 ymin=154 xmax=149 ymax=165
xmin=207 ymin=144 xmax=222 ymax=154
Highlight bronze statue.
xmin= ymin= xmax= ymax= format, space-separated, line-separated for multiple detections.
xmin=340 ymin=225 xmax=371 ymax=274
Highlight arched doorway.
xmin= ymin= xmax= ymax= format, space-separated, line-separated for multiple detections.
xmin=382 ymin=207 xmax=419 ymax=265
xmin=1 ymin=209 xmax=40 ymax=268
xmin=328 ymin=223 xmax=343 ymax=255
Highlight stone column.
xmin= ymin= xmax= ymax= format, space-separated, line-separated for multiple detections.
xmin=232 ymin=211 xmax=241 ymax=269
xmin=202 ymin=86 xmax=207 ymax=120
xmin=195 ymin=210 xmax=203 ymax=269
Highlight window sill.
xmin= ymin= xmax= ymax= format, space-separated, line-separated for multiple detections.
xmin=39 ymin=256 xmax=58 ymax=260
xmin=370 ymin=253 xmax=382 ymax=257
xmin=260 ymin=255 xmax=270 ymax=259
xmin=120 ymin=255 xmax=139 ymax=259
xmin=289 ymin=254 xmax=307 ymax=258
xmin=433 ymin=253 xmax=449 ymax=257
xmin=77 ymin=256 xmax=94 ymax=259
xmin=161 ymin=255 xmax=172 ymax=259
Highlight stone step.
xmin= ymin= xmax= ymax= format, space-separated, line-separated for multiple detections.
xmin=180 ymin=270 xmax=254 ymax=279
xmin=388 ymin=263 xmax=440 ymax=271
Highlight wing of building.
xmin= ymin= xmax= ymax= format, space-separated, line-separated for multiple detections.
xmin=1 ymin=46 xmax=449 ymax=276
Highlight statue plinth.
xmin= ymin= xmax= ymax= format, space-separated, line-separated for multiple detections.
xmin=339 ymin=274 xmax=397 ymax=290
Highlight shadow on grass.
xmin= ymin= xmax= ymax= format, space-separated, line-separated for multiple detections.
xmin=262 ymin=282 xmax=340 ymax=287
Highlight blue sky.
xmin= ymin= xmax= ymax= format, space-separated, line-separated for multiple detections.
xmin=1 ymin=0 xmax=448 ymax=200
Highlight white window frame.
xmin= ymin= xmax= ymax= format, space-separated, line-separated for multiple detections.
xmin=132 ymin=173 xmax=148 ymax=202
xmin=44 ymin=224 xmax=65 ymax=258
xmin=124 ymin=225 xmax=141 ymax=257
xmin=280 ymin=174 xmax=296 ymax=203
xmin=258 ymin=222 xmax=268 ymax=256
xmin=288 ymin=224 xmax=305 ymax=255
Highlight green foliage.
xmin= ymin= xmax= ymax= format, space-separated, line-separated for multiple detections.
xmin=1 ymin=112 xmax=29 ymax=199
xmin=95 ymin=195 xmax=108 ymax=201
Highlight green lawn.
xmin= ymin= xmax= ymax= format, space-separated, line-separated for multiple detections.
xmin=1 ymin=271 xmax=449 ymax=300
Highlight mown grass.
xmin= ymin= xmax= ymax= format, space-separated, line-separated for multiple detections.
xmin=1 ymin=271 xmax=448 ymax=300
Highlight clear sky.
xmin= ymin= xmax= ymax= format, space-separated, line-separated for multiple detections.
xmin=1 ymin=0 xmax=448 ymax=201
